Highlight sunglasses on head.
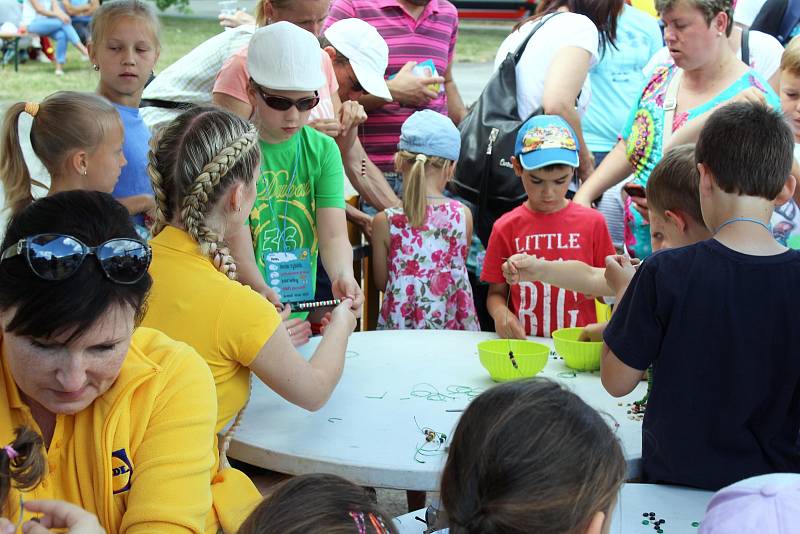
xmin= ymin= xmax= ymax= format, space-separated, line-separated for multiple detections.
xmin=250 ymin=79 xmax=320 ymax=111
xmin=0 ymin=234 xmax=151 ymax=284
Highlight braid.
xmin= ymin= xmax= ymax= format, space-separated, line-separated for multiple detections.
xmin=220 ymin=372 xmax=252 ymax=467
xmin=181 ymin=126 xmax=258 ymax=280
xmin=147 ymin=137 xmax=170 ymax=237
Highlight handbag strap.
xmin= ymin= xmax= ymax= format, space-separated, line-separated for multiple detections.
xmin=512 ymin=12 xmax=562 ymax=64
xmin=662 ymin=68 xmax=683 ymax=149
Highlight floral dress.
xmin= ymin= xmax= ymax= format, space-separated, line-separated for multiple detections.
xmin=378 ymin=200 xmax=479 ymax=331
xmin=621 ymin=63 xmax=780 ymax=258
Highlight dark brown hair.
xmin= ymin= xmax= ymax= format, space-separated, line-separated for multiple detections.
xmin=440 ymin=378 xmax=626 ymax=534
xmin=516 ymin=0 xmax=624 ymax=55
xmin=695 ymin=102 xmax=794 ymax=200
xmin=238 ymin=474 xmax=398 ymax=534
xmin=1 ymin=427 xmax=46 ymax=515
xmin=647 ymin=144 xmax=703 ymax=224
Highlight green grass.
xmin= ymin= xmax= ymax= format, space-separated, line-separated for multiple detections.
xmin=0 ymin=16 xmax=505 ymax=101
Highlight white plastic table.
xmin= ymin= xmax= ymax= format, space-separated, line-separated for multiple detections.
xmin=228 ymin=330 xmax=647 ymax=491
xmin=393 ymin=484 xmax=714 ymax=534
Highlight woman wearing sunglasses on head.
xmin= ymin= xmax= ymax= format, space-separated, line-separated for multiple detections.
xmin=0 ymin=191 xmax=257 ymax=532
xmin=143 ymin=105 xmax=357 ymax=462
xmin=225 ymin=22 xmax=364 ymax=338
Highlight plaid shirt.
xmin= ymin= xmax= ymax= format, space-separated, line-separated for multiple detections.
xmin=140 ymin=25 xmax=254 ymax=132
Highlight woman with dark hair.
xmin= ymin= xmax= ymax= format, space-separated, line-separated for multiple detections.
xmin=0 ymin=191 xmax=252 ymax=532
xmin=439 ymin=378 xmax=626 ymax=534
xmin=574 ymin=0 xmax=780 ymax=259
xmin=493 ymin=0 xmax=624 ymax=182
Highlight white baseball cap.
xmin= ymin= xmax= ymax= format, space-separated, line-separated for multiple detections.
xmin=247 ymin=21 xmax=325 ymax=92
xmin=323 ymin=18 xmax=392 ymax=101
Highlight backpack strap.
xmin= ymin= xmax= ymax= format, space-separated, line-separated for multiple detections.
xmin=741 ymin=27 xmax=750 ymax=66
xmin=662 ymin=68 xmax=683 ymax=150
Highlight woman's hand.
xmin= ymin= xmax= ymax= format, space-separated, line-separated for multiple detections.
xmin=331 ymin=276 xmax=364 ymax=318
xmin=20 ymin=500 xmax=105 ymax=534
xmin=325 ymin=297 xmax=357 ymax=334
xmin=630 ymin=195 xmax=649 ymax=222
xmin=502 ymin=253 xmax=541 ymax=285
xmin=578 ymin=321 xmax=607 ymax=342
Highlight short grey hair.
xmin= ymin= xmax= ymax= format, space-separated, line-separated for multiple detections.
xmin=656 ymin=0 xmax=734 ymax=36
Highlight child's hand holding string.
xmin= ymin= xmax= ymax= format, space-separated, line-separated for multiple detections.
xmin=496 ymin=310 xmax=527 ymax=340
xmin=604 ymin=255 xmax=637 ymax=297
xmin=278 ymin=304 xmax=312 ymax=347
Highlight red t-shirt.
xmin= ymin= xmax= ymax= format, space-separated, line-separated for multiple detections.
xmin=481 ymin=202 xmax=614 ymax=337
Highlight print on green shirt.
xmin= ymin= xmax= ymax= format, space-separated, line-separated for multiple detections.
xmin=248 ymin=126 xmax=346 ymax=296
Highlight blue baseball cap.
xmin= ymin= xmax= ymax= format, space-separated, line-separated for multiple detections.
xmin=514 ymin=115 xmax=579 ymax=171
xmin=398 ymin=110 xmax=460 ymax=162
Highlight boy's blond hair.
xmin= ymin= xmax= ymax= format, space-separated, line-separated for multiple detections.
xmin=781 ymin=36 xmax=800 ymax=76
xmin=646 ymin=144 xmax=703 ymax=224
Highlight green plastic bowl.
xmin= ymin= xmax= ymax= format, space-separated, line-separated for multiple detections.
xmin=478 ymin=339 xmax=549 ymax=382
xmin=552 ymin=327 xmax=602 ymax=371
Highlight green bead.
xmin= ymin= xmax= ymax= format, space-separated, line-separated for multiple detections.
xmin=692 ymin=522 xmax=700 ymax=528
xmin=642 ymin=520 xmax=649 ymax=525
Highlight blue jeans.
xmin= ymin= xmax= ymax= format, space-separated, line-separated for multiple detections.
xmin=27 ymin=16 xmax=81 ymax=64
xmin=71 ymin=15 xmax=91 ymax=45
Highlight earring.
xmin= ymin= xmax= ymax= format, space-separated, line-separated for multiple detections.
xmin=83 ymin=169 xmax=87 ymax=176
xmin=717 ymin=31 xmax=723 ymax=37
xmin=93 ymin=64 xmax=99 ymax=71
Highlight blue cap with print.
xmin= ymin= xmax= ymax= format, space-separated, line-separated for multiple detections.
xmin=514 ymin=115 xmax=579 ymax=171
xmin=398 ymin=109 xmax=461 ymax=162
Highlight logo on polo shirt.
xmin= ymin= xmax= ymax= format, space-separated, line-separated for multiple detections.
xmin=111 ymin=448 xmax=133 ymax=494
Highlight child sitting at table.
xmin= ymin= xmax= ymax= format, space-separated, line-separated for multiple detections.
xmin=238 ymin=473 xmax=397 ymax=534
xmin=481 ymin=115 xmax=614 ymax=338
xmin=602 ymin=102 xmax=800 ymax=491
xmin=372 ymin=110 xmax=479 ymax=331
xmin=502 ymin=144 xmax=712 ymax=340
xmin=437 ymin=378 xmax=625 ymax=534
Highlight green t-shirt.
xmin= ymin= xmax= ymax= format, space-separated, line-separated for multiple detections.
xmin=249 ymin=126 xmax=346 ymax=299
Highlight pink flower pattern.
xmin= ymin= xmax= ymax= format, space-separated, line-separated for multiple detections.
xmin=378 ymin=201 xmax=479 ymax=331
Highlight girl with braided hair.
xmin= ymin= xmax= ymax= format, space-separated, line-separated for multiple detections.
xmin=142 ymin=106 xmax=357 ymax=452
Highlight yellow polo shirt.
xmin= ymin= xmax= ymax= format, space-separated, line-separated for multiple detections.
xmin=1 ymin=328 xmax=221 ymax=532
xmin=143 ymin=226 xmax=281 ymax=433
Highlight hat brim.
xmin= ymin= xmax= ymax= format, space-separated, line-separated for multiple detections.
xmin=519 ymin=147 xmax=579 ymax=171
xmin=351 ymin=61 xmax=392 ymax=101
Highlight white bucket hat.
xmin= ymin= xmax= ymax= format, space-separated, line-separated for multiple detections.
xmin=247 ymin=21 xmax=325 ymax=92
xmin=323 ymin=18 xmax=392 ymax=101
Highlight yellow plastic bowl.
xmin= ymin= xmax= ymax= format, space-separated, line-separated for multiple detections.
xmin=478 ymin=339 xmax=549 ymax=382
xmin=552 ymin=327 xmax=602 ymax=372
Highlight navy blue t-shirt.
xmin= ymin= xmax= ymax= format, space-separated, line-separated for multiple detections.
xmin=604 ymin=239 xmax=800 ymax=490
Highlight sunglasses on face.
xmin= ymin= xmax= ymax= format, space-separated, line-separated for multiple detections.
xmin=0 ymin=234 xmax=151 ymax=284
xmin=250 ymin=79 xmax=320 ymax=111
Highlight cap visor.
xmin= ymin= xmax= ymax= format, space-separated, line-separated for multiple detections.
xmin=351 ymin=61 xmax=392 ymax=101
xmin=519 ymin=148 xmax=579 ymax=171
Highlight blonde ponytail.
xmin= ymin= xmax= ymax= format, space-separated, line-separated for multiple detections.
xmin=396 ymin=150 xmax=450 ymax=228
xmin=0 ymin=103 xmax=35 ymax=216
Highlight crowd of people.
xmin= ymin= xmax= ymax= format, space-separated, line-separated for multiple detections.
xmin=0 ymin=0 xmax=799 ymax=532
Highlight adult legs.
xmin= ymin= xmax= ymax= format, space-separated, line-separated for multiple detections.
xmin=27 ymin=17 xmax=87 ymax=73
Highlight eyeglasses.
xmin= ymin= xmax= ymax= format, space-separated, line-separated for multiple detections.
xmin=0 ymin=234 xmax=151 ymax=284
xmin=250 ymin=79 xmax=320 ymax=111
xmin=349 ymin=74 xmax=364 ymax=94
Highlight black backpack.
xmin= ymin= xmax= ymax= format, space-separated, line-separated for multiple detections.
xmin=750 ymin=0 xmax=800 ymax=45
xmin=451 ymin=14 xmax=560 ymax=246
